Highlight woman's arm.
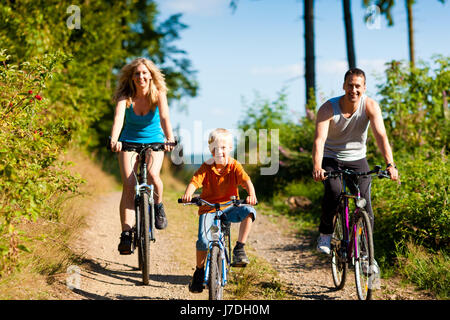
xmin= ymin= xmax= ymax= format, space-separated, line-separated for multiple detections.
xmin=158 ymin=92 xmax=175 ymax=150
xmin=110 ymin=98 xmax=127 ymax=152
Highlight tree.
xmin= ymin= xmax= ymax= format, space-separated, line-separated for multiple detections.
xmin=304 ymin=0 xmax=316 ymax=107
xmin=343 ymin=0 xmax=356 ymax=69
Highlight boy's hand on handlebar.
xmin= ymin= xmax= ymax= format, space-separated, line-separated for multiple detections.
xmin=181 ymin=193 xmax=192 ymax=203
xmin=246 ymin=195 xmax=258 ymax=206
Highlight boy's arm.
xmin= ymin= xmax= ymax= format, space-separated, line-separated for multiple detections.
xmin=242 ymin=179 xmax=257 ymax=206
xmin=182 ymin=183 xmax=197 ymax=203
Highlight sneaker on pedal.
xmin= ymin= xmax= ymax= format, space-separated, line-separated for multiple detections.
xmin=118 ymin=231 xmax=132 ymax=255
xmin=232 ymin=243 xmax=250 ymax=267
xmin=361 ymin=258 xmax=379 ymax=275
xmin=155 ymin=203 xmax=168 ymax=230
xmin=189 ymin=267 xmax=205 ymax=293
xmin=317 ymin=233 xmax=332 ymax=255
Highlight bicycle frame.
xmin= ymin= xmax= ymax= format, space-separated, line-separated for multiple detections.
xmin=339 ymin=177 xmax=365 ymax=265
xmin=203 ymin=208 xmax=231 ymax=288
xmin=134 ymin=150 xmax=155 ymax=241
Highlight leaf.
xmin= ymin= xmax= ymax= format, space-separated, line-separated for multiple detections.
xmin=17 ymin=244 xmax=32 ymax=253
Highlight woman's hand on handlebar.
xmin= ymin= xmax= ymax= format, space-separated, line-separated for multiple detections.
xmin=111 ymin=139 xmax=122 ymax=152
xmin=164 ymin=139 xmax=176 ymax=152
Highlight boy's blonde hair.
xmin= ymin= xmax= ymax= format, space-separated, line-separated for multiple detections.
xmin=208 ymin=128 xmax=233 ymax=153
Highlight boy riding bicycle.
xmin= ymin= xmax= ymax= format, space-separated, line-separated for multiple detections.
xmin=181 ymin=128 xmax=258 ymax=293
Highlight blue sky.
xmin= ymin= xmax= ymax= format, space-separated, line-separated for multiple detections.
xmin=154 ymin=0 xmax=450 ymax=156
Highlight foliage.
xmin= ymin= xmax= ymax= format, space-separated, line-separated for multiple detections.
xmin=372 ymin=149 xmax=449 ymax=262
xmin=0 ymin=50 xmax=83 ymax=274
xmin=372 ymin=56 xmax=449 ymax=156
xmin=237 ymin=89 xmax=316 ymax=199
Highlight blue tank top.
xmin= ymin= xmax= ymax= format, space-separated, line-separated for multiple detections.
xmin=119 ymin=104 xmax=165 ymax=143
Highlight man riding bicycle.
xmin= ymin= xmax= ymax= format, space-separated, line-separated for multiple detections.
xmin=312 ymin=68 xmax=399 ymax=255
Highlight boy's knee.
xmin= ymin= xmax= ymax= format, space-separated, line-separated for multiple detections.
xmin=245 ymin=206 xmax=257 ymax=222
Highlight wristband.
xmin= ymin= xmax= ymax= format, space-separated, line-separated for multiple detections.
xmin=386 ymin=163 xmax=396 ymax=169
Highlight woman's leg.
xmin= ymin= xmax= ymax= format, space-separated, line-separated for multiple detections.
xmin=146 ymin=150 xmax=164 ymax=204
xmin=118 ymin=151 xmax=138 ymax=231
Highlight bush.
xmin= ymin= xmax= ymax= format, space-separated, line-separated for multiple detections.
xmin=0 ymin=50 xmax=82 ymax=275
xmin=372 ymin=149 xmax=449 ymax=264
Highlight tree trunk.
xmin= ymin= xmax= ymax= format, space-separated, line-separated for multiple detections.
xmin=406 ymin=0 xmax=415 ymax=68
xmin=304 ymin=0 xmax=315 ymax=107
xmin=343 ymin=0 xmax=356 ymax=69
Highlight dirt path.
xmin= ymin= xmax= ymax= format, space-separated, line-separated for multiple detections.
xmin=60 ymin=158 xmax=434 ymax=301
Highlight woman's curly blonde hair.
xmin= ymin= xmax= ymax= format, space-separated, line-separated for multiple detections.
xmin=113 ymin=57 xmax=168 ymax=109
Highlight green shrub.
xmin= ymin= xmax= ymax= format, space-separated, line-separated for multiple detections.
xmin=0 ymin=50 xmax=82 ymax=275
xmin=372 ymin=149 xmax=449 ymax=264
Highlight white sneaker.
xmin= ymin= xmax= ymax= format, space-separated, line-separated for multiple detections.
xmin=317 ymin=233 xmax=332 ymax=255
xmin=361 ymin=258 xmax=379 ymax=274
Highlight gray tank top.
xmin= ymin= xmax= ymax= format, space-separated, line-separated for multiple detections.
xmin=323 ymin=94 xmax=369 ymax=161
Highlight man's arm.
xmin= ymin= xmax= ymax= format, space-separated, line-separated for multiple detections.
xmin=366 ymin=98 xmax=399 ymax=181
xmin=312 ymin=102 xmax=333 ymax=181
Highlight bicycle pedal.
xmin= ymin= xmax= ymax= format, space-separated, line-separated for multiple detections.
xmin=231 ymin=262 xmax=247 ymax=268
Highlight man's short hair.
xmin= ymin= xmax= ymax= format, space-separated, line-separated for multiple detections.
xmin=344 ymin=68 xmax=366 ymax=84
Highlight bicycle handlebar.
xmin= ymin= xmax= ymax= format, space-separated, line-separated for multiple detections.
xmin=177 ymin=197 xmax=256 ymax=209
xmin=324 ymin=165 xmax=391 ymax=179
xmin=106 ymin=136 xmax=178 ymax=153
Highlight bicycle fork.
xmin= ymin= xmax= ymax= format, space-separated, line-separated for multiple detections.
xmin=204 ymin=241 xmax=227 ymax=288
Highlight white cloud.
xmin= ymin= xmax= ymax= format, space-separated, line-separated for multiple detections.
xmin=250 ymin=63 xmax=302 ymax=77
xmin=318 ymin=59 xmax=348 ymax=75
xmin=317 ymin=58 xmax=388 ymax=76
xmin=161 ymin=0 xmax=228 ymax=16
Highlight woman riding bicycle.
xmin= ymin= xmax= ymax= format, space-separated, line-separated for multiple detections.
xmin=312 ymin=68 xmax=399 ymax=255
xmin=110 ymin=57 xmax=176 ymax=255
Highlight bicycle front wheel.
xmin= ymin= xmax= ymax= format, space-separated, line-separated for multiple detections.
xmin=208 ymin=244 xmax=223 ymax=300
xmin=139 ymin=191 xmax=151 ymax=285
xmin=331 ymin=210 xmax=347 ymax=290
xmin=354 ymin=209 xmax=375 ymax=300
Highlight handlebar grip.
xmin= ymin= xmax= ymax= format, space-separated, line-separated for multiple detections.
xmin=178 ymin=197 xmax=200 ymax=204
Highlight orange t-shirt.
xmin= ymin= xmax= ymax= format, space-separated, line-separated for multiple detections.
xmin=190 ymin=157 xmax=251 ymax=215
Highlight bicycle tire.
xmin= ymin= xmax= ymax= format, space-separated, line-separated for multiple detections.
xmin=331 ymin=209 xmax=347 ymax=290
xmin=354 ymin=209 xmax=375 ymax=300
xmin=139 ymin=191 xmax=151 ymax=285
xmin=208 ymin=244 xmax=223 ymax=300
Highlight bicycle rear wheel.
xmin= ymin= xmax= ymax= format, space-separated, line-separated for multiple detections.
xmin=138 ymin=191 xmax=151 ymax=285
xmin=208 ymin=244 xmax=223 ymax=300
xmin=354 ymin=209 xmax=375 ymax=300
xmin=331 ymin=209 xmax=347 ymax=289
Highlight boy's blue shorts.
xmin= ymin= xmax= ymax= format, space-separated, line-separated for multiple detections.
xmin=196 ymin=205 xmax=256 ymax=251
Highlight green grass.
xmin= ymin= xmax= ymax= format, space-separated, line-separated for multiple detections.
xmin=396 ymin=242 xmax=450 ymax=299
